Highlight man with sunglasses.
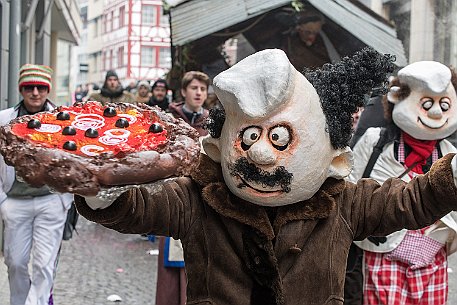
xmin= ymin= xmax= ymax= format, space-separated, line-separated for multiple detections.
xmin=0 ymin=64 xmax=73 ymax=305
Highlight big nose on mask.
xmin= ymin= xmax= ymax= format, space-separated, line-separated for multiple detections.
xmin=247 ymin=140 xmax=277 ymax=165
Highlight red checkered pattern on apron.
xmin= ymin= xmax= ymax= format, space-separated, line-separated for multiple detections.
xmin=363 ymin=247 xmax=447 ymax=305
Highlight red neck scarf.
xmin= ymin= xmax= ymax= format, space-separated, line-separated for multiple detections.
xmin=402 ymin=132 xmax=437 ymax=174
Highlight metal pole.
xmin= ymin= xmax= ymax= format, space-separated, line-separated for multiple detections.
xmin=8 ymin=0 xmax=21 ymax=108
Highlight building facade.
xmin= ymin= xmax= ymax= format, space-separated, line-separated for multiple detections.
xmin=86 ymin=0 xmax=171 ymax=87
xmin=0 ymin=0 xmax=82 ymax=110
xmin=0 ymin=0 xmax=82 ymax=250
xmin=361 ymin=0 xmax=457 ymax=66
xmin=76 ymin=0 xmax=89 ymax=87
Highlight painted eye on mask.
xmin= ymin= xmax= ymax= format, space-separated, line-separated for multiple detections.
xmin=241 ymin=126 xmax=262 ymax=150
xmin=421 ymin=98 xmax=433 ymax=110
xmin=440 ymin=98 xmax=450 ymax=111
xmin=269 ymin=126 xmax=291 ymax=151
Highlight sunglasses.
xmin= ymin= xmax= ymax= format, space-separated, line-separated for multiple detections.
xmin=22 ymin=85 xmax=48 ymax=93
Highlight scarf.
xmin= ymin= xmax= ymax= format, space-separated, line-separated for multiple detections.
xmin=100 ymin=85 xmax=124 ymax=98
xmin=16 ymin=100 xmax=55 ymax=117
xmin=402 ymin=132 xmax=437 ymax=174
xmin=147 ymin=96 xmax=169 ymax=111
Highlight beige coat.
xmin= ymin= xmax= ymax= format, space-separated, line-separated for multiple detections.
xmin=87 ymin=90 xmax=135 ymax=105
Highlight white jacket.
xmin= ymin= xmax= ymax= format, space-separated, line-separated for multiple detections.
xmin=349 ymin=127 xmax=457 ymax=255
xmin=0 ymin=105 xmax=73 ymax=210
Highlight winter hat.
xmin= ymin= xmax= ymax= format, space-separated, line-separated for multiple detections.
xmin=138 ymin=80 xmax=151 ymax=91
xmin=152 ymin=79 xmax=168 ymax=90
xmin=105 ymin=70 xmax=119 ymax=80
xmin=18 ymin=64 xmax=53 ymax=91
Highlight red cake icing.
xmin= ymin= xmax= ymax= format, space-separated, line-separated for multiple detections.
xmin=11 ymin=101 xmax=168 ymax=157
xmin=0 ymin=101 xmax=201 ymax=196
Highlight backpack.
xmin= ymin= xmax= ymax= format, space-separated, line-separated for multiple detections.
xmin=62 ymin=202 xmax=79 ymax=241
xmin=361 ymin=127 xmax=393 ymax=178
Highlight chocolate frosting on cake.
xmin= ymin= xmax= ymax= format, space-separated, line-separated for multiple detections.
xmin=0 ymin=101 xmax=201 ymax=196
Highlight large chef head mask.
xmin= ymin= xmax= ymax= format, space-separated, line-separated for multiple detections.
xmin=203 ymin=48 xmax=394 ymax=206
xmin=387 ymin=61 xmax=457 ymax=140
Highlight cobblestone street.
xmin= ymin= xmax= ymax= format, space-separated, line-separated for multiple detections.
xmin=0 ymin=217 xmax=158 ymax=305
xmin=2 ymin=217 xmax=457 ymax=304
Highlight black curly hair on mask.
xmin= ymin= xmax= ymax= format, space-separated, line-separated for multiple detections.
xmin=304 ymin=47 xmax=395 ymax=149
xmin=205 ymin=107 xmax=226 ymax=138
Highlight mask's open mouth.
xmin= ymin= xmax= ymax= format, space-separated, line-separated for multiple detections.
xmin=418 ymin=117 xmax=448 ymax=129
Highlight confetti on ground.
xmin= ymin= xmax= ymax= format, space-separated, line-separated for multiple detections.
xmin=147 ymin=249 xmax=159 ymax=255
xmin=107 ymin=294 xmax=122 ymax=302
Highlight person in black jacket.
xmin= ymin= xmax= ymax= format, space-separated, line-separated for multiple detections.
xmin=147 ymin=79 xmax=170 ymax=111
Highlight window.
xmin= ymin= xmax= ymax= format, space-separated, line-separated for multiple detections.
xmin=93 ymin=18 xmax=99 ymax=38
xmin=119 ymin=6 xmax=125 ymax=27
xmin=104 ymin=51 xmax=109 ymax=70
xmin=160 ymin=10 xmax=169 ymax=26
xmin=159 ymin=48 xmax=171 ymax=68
xmin=94 ymin=53 xmax=99 ymax=73
xmin=102 ymin=15 xmax=105 ymax=33
xmin=142 ymin=5 xmax=156 ymax=24
xmin=106 ymin=13 xmax=111 ymax=32
xmin=110 ymin=49 xmax=114 ymax=70
xmin=103 ymin=15 xmax=107 ymax=33
xmin=81 ymin=6 xmax=88 ymax=29
xmin=118 ymin=47 xmax=124 ymax=67
xmin=142 ymin=46 xmax=156 ymax=66
xmin=111 ymin=11 xmax=114 ymax=30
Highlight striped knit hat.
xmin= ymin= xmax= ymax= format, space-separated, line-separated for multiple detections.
xmin=18 ymin=64 xmax=53 ymax=91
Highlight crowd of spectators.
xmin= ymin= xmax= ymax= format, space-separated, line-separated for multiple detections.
xmin=73 ymin=70 xmax=220 ymax=113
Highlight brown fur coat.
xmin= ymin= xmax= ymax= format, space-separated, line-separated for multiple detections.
xmin=75 ymin=153 xmax=457 ymax=305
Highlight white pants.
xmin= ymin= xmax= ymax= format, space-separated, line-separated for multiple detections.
xmin=0 ymin=194 xmax=68 ymax=305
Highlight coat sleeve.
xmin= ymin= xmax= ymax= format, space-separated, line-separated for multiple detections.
xmin=74 ymin=177 xmax=201 ymax=240
xmin=344 ymin=153 xmax=457 ymax=241
xmin=0 ymin=109 xmax=17 ymax=205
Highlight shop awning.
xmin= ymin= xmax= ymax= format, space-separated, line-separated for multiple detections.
xmin=169 ymin=0 xmax=407 ymax=66
xmin=52 ymin=0 xmax=82 ymax=44
xmin=307 ymin=0 xmax=406 ymax=66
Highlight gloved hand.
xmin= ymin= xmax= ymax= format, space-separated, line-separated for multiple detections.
xmin=83 ymin=177 xmax=179 ymax=210
xmin=367 ymin=236 xmax=387 ymax=246
xmin=83 ymin=185 xmax=136 ymax=210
